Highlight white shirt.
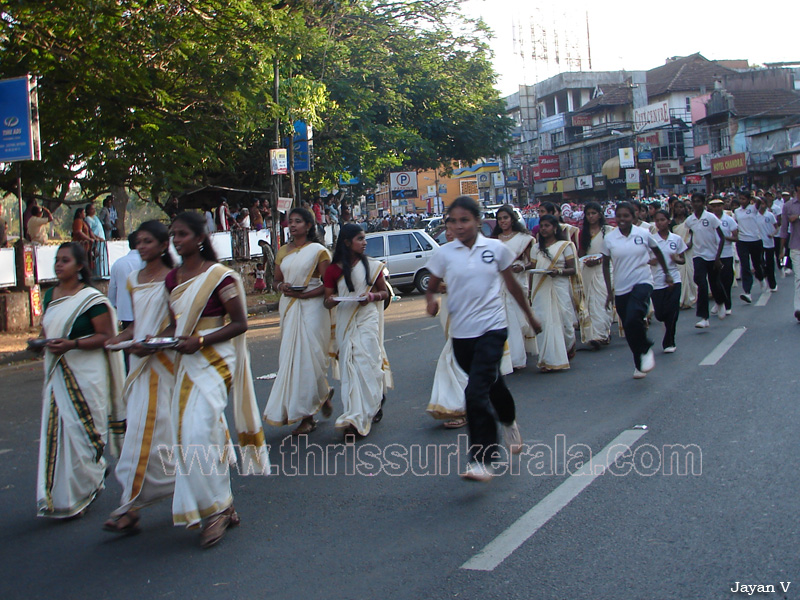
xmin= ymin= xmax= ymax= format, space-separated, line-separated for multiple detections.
xmin=772 ymin=198 xmax=784 ymax=217
xmin=205 ymin=210 xmax=217 ymax=233
xmin=651 ymin=232 xmax=687 ymax=289
xmin=685 ymin=211 xmax=722 ymax=261
xmin=734 ymin=204 xmax=761 ymax=242
xmin=718 ymin=214 xmax=738 ymax=259
xmin=108 ymin=250 xmax=143 ymax=322
xmin=757 ymin=210 xmax=778 ymax=249
xmin=600 ymin=225 xmax=659 ymax=295
xmin=426 ymin=234 xmax=514 ymax=338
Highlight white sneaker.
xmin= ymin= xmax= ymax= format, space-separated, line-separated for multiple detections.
xmin=663 ymin=346 xmax=676 ymax=354
xmin=770 ymin=286 xmax=778 ymax=293
xmin=461 ymin=461 xmax=494 ymax=482
xmin=726 ymin=308 xmax=733 ymax=316
xmin=716 ymin=304 xmax=726 ymax=320
xmin=633 ymin=369 xmax=647 ymax=379
xmin=502 ymin=421 xmax=523 ymax=455
xmin=640 ymin=349 xmax=655 ymax=373
xmin=740 ymin=293 xmax=752 ymax=304
xmin=710 ymin=303 xmax=719 ymax=315
xmin=695 ymin=319 xmax=710 ymax=328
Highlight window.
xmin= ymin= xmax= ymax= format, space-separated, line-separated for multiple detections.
xmin=413 ymin=232 xmax=433 ymax=251
xmin=551 ymin=131 xmax=564 ymax=147
xmin=685 ymin=97 xmax=691 ymax=113
xmin=388 ymin=233 xmax=421 ymax=256
xmin=365 ymin=236 xmax=385 ymax=258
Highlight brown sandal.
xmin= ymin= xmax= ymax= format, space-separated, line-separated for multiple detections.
xmin=321 ymin=388 xmax=334 ymax=419
xmin=292 ymin=418 xmax=318 ymax=436
xmin=103 ymin=511 xmax=140 ymax=534
xmin=200 ymin=507 xmax=240 ymax=549
xmin=443 ymin=417 xmax=467 ymax=429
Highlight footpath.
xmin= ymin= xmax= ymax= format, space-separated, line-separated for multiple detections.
xmin=0 ymin=295 xmax=279 ymax=367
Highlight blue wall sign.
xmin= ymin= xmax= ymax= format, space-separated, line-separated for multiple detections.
xmin=0 ymin=76 xmax=40 ymax=162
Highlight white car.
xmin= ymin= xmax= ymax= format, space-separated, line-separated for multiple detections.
xmin=482 ymin=204 xmax=524 ymax=223
xmin=364 ymin=229 xmax=439 ymax=293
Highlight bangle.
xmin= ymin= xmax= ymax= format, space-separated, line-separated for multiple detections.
xmin=198 ymin=336 xmax=205 ymax=348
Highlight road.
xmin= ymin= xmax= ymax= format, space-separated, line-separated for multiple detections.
xmin=1 ymin=284 xmax=799 ymax=600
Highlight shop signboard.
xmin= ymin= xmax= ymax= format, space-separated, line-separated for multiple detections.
xmin=633 ymin=100 xmax=670 ymax=132
xmin=711 ymin=153 xmax=747 ymax=178
xmin=625 ymin=169 xmax=640 ymax=184
xmin=655 ymin=160 xmax=682 ymax=176
xmin=535 ymin=155 xmax=560 ymax=180
xmin=619 ymin=147 xmax=636 ymax=168
xmin=575 ymin=175 xmax=593 ymax=190
xmin=492 ymin=172 xmax=505 ymax=187
xmin=270 ymin=148 xmax=288 ymax=175
xmin=0 ymin=75 xmax=41 ymax=162
xmin=571 ymin=113 xmax=593 ymax=127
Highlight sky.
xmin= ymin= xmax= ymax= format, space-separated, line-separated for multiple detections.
xmin=461 ymin=0 xmax=798 ymax=96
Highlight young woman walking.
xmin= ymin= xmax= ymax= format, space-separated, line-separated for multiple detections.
xmin=426 ymin=197 xmax=542 ymax=481
xmin=264 ymin=207 xmax=333 ymax=435
xmin=578 ymin=202 xmax=614 ymax=347
xmin=649 ymin=211 xmax=687 ymax=353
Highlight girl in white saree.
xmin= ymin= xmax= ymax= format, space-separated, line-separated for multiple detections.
xmin=323 ymin=224 xmax=393 ymax=438
xmin=165 ymin=212 xmax=268 ymax=549
xmin=671 ymin=200 xmax=697 ymax=309
xmin=102 ymin=221 xmax=175 ymax=534
xmin=32 ymin=242 xmax=124 ymax=519
xmin=578 ymin=202 xmax=614 ymax=347
xmin=264 ymin=207 xmax=333 ymax=435
xmin=530 ymin=215 xmax=587 ymax=372
xmin=492 ymin=205 xmax=537 ymax=369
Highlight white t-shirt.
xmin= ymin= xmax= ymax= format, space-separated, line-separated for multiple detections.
xmin=771 ymin=198 xmax=784 ymax=217
xmin=685 ymin=211 xmax=722 ymax=261
xmin=734 ymin=204 xmax=761 ymax=242
xmin=426 ymin=234 xmax=514 ymax=339
xmin=757 ymin=210 xmax=778 ymax=249
xmin=718 ymin=214 xmax=738 ymax=259
xmin=651 ymin=232 xmax=688 ymax=289
xmin=600 ymin=225 xmax=659 ymax=295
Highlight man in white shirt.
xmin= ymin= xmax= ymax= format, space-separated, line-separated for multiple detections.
xmin=108 ymin=232 xmax=143 ymax=330
xmin=685 ymin=193 xmax=726 ymax=328
xmin=708 ymin=198 xmax=738 ymax=315
xmin=26 ymin=206 xmax=53 ymax=244
xmin=733 ymin=191 xmax=765 ymax=302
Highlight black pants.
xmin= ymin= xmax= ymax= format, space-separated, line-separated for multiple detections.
xmin=693 ymin=257 xmax=727 ymax=319
xmin=615 ymin=283 xmax=653 ymax=370
xmin=762 ymin=246 xmax=776 ymax=290
xmin=453 ymin=329 xmax=515 ymax=464
xmin=651 ymin=284 xmax=681 ymax=349
xmin=719 ymin=256 xmax=734 ymax=310
xmin=737 ymin=239 xmax=764 ymax=294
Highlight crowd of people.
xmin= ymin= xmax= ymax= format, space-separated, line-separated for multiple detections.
xmin=24 ymin=178 xmax=800 ymax=545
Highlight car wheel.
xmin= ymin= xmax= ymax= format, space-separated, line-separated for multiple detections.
xmin=414 ymin=269 xmax=431 ymax=294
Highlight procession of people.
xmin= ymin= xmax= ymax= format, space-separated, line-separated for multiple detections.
xmin=26 ymin=179 xmax=800 ymax=546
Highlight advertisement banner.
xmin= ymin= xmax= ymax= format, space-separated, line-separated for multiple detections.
xmin=291 ymin=120 xmax=313 ymax=172
xmin=477 ymin=172 xmax=491 ymax=188
xmin=0 ymin=75 xmax=41 ymax=162
xmin=619 ymin=148 xmax=636 ymax=169
xmin=492 ymin=172 xmax=505 ymax=187
xmin=711 ymin=153 xmax=748 ymax=178
xmin=270 ymin=148 xmax=288 ymax=175
xmin=535 ymin=155 xmax=560 ymax=180
xmin=575 ymin=175 xmax=593 ymax=190
xmin=277 ymin=197 xmax=293 ymax=213
xmin=633 ymin=100 xmax=670 ymax=132
xmin=655 ymin=160 xmax=682 ymax=176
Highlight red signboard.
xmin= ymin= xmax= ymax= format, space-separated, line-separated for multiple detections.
xmin=685 ymin=175 xmax=703 ymax=184
xmin=711 ymin=152 xmax=747 ymax=178
xmin=535 ymin=155 xmax=560 ymax=180
xmin=571 ymin=114 xmax=593 ymax=127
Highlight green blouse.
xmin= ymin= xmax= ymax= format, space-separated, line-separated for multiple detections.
xmin=42 ymin=286 xmax=109 ymax=339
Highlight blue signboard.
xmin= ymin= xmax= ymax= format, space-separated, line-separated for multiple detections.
xmin=0 ymin=76 xmax=40 ymax=162
xmin=292 ymin=120 xmax=312 ymax=172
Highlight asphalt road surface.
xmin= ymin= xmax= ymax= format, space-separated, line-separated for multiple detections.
xmin=1 ymin=283 xmax=798 ymax=600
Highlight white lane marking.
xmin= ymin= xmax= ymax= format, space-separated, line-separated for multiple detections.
xmin=420 ymin=325 xmax=439 ymax=331
xmin=755 ymin=292 xmax=771 ymax=307
xmin=699 ymin=327 xmax=747 ymax=366
xmin=395 ymin=332 xmax=416 ymax=339
xmin=0 ymin=449 xmax=11 ymax=455
xmin=461 ymin=428 xmax=647 ymax=572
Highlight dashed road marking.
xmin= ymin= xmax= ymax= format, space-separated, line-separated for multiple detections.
xmin=699 ymin=327 xmax=747 ymax=366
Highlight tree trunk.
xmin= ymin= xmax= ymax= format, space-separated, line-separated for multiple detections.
xmin=111 ymin=185 xmax=129 ymax=238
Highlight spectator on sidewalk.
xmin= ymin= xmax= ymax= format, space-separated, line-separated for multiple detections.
xmin=0 ymin=204 xmax=7 ymax=248
xmin=27 ymin=205 xmax=54 ymax=244
xmin=108 ymin=232 xmax=143 ymax=330
xmin=99 ymin=197 xmax=117 ymax=239
xmin=85 ymin=203 xmax=106 ymax=241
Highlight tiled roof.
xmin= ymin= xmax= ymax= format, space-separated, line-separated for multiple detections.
xmin=575 ymin=84 xmax=632 ymax=113
xmin=646 ymin=53 xmax=737 ymax=98
xmin=729 ymin=89 xmax=800 ymax=117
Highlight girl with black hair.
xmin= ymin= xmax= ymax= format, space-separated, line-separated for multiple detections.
xmin=265 ymin=207 xmax=334 ymax=436
xmin=648 ymin=210 xmax=687 ymax=353
xmin=426 ymin=196 xmax=542 ymax=482
xmin=161 ymin=211 xmax=268 ymax=548
xmin=323 ymin=223 xmax=392 ymax=437
xmin=541 ymin=201 xmax=580 ymax=247
xmin=530 ymin=215 xmax=587 ymax=371
xmin=32 ymin=242 xmax=126 ymax=518
xmin=579 ymin=202 xmax=614 ymax=347
xmin=492 ymin=205 xmax=536 ymax=369
xmin=103 ymin=221 xmax=176 ymax=533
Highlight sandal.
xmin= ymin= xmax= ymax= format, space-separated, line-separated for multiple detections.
xmin=292 ymin=418 xmax=318 ymax=436
xmin=443 ymin=417 xmax=467 ymax=429
xmin=103 ymin=511 xmax=140 ymax=534
xmin=200 ymin=506 xmax=240 ymax=549
xmin=321 ymin=388 xmax=334 ymax=419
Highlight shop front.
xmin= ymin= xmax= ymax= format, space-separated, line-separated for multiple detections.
xmin=710 ymin=152 xmax=748 ymax=193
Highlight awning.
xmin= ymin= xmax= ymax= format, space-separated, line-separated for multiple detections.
xmin=601 ymin=156 xmax=620 ymax=180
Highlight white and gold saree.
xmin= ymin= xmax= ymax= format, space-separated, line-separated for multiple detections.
xmin=330 ymin=258 xmax=393 ymax=436
xmin=673 ymin=221 xmax=697 ymax=308
xmin=579 ymin=226 xmax=614 ymax=343
xmin=37 ymin=287 xmax=125 ymax=518
xmin=169 ymin=264 xmax=269 ymax=527
xmin=111 ymin=272 xmax=175 ymax=517
xmin=264 ymin=243 xmax=332 ymax=426
xmin=499 ymin=232 xmax=538 ymax=368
